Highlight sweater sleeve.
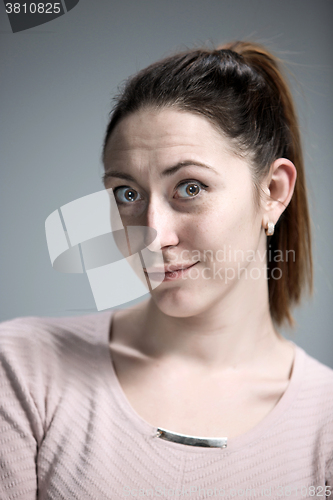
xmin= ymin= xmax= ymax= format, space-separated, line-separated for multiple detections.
xmin=0 ymin=318 xmax=46 ymax=500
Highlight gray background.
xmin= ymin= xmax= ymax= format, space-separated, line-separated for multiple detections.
xmin=1 ymin=0 xmax=332 ymax=366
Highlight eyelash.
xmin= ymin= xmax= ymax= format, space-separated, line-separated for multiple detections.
xmin=113 ymin=180 xmax=208 ymax=204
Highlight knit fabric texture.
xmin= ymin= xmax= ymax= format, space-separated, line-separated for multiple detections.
xmin=1 ymin=311 xmax=333 ymax=499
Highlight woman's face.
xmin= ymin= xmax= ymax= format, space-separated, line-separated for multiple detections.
xmin=104 ymin=108 xmax=267 ymax=318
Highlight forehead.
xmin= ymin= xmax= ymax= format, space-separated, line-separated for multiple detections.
xmin=104 ymin=108 xmax=234 ymax=165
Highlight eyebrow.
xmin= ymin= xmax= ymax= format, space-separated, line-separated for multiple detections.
xmin=103 ymin=160 xmax=219 ymax=183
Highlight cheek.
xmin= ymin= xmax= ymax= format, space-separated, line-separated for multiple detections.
xmin=182 ymin=194 xmax=260 ymax=256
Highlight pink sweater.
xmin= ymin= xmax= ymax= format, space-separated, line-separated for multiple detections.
xmin=1 ymin=311 xmax=333 ymax=499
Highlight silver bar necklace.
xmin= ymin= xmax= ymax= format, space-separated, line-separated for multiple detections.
xmin=156 ymin=427 xmax=227 ymax=448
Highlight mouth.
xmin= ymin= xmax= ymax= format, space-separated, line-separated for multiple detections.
xmin=143 ymin=262 xmax=199 ymax=282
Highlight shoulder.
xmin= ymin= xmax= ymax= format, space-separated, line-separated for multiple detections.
xmin=298 ymin=349 xmax=333 ymax=480
xmin=299 ymin=346 xmax=333 ymax=391
xmin=0 ymin=313 xmax=111 ymax=433
xmin=0 ymin=312 xmax=107 ymax=349
xmin=0 ymin=313 xmax=108 ymax=402
xmin=293 ymin=345 xmax=333 ymax=434
xmin=0 ymin=313 xmax=103 ymax=366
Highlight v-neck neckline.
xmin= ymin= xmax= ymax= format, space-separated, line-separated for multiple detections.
xmin=98 ymin=310 xmax=305 ymax=454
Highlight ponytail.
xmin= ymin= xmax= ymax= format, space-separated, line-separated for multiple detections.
xmin=220 ymin=41 xmax=313 ymax=325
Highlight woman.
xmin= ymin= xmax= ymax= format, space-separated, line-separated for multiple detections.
xmin=1 ymin=41 xmax=333 ymax=499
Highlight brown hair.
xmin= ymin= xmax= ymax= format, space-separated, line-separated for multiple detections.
xmin=102 ymin=41 xmax=313 ymax=327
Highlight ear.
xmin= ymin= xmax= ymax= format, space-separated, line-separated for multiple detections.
xmin=261 ymin=158 xmax=297 ymax=232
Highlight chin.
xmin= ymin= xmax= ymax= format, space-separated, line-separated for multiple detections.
xmin=150 ymin=286 xmax=208 ymax=318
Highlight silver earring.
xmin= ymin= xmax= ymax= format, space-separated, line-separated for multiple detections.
xmin=265 ymin=221 xmax=275 ymax=236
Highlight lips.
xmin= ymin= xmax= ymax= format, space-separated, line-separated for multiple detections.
xmin=143 ymin=262 xmax=198 ymax=274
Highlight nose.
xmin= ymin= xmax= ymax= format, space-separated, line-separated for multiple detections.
xmin=144 ymin=194 xmax=179 ymax=252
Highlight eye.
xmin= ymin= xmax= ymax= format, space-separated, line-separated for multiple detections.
xmin=114 ymin=186 xmax=142 ymax=204
xmin=174 ymin=181 xmax=207 ymax=199
xmin=113 ymin=181 xmax=207 ymax=204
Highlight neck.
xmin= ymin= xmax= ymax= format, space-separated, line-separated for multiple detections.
xmin=136 ymin=273 xmax=284 ymax=372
